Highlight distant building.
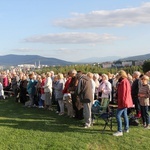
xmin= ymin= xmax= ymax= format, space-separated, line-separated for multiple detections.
xmin=18 ymin=64 xmax=35 ymax=69
xmin=122 ymin=61 xmax=132 ymax=67
xmin=101 ymin=62 xmax=112 ymax=68
xmin=134 ymin=60 xmax=144 ymax=66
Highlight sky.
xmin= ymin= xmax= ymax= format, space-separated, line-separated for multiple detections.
xmin=0 ymin=0 xmax=150 ymax=62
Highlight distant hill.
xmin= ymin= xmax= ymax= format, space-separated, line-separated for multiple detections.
xmin=0 ymin=54 xmax=72 ymax=66
xmin=119 ymin=53 xmax=150 ymax=61
xmin=78 ymin=56 xmax=121 ymax=63
xmin=78 ymin=53 xmax=150 ymax=63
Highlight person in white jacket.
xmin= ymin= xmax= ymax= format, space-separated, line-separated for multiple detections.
xmin=43 ymin=72 xmax=53 ymax=110
xmin=0 ymin=82 xmax=5 ymax=99
xmin=98 ymin=74 xmax=112 ymax=106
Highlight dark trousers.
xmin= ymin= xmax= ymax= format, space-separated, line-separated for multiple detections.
xmin=20 ymin=92 xmax=27 ymax=104
xmin=140 ymin=105 xmax=150 ymax=126
xmin=71 ymin=94 xmax=83 ymax=119
xmin=132 ymin=97 xmax=141 ymax=114
xmin=56 ymin=100 xmax=60 ymax=112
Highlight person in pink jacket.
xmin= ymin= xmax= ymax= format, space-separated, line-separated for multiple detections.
xmin=113 ymin=70 xmax=133 ymax=136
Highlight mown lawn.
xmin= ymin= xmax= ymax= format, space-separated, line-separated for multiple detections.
xmin=0 ymin=98 xmax=150 ymax=150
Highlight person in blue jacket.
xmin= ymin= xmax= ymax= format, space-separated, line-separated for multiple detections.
xmin=27 ymin=73 xmax=37 ymax=107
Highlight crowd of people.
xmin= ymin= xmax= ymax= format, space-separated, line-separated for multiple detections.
xmin=0 ymin=69 xmax=150 ymax=136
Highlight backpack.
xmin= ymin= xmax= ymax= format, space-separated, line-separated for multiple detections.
xmin=129 ymin=117 xmax=139 ymax=126
xmin=91 ymin=100 xmax=101 ymax=114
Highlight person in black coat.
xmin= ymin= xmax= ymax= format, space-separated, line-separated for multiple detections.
xmin=20 ymin=75 xmax=28 ymax=104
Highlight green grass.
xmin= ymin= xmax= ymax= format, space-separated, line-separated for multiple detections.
xmin=0 ymin=98 xmax=150 ymax=150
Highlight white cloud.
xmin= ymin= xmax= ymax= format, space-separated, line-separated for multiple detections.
xmin=13 ymin=48 xmax=36 ymax=52
xmin=24 ymin=32 xmax=119 ymax=44
xmin=56 ymin=48 xmax=73 ymax=53
xmin=53 ymin=2 xmax=150 ymax=28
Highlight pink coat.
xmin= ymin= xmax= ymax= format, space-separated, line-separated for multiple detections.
xmin=3 ymin=76 xmax=8 ymax=87
xmin=117 ymin=78 xmax=133 ymax=108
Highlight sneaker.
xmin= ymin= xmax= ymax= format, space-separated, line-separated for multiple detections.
xmin=143 ymin=122 xmax=146 ymax=127
xmin=59 ymin=112 xmax=64 ymax=116
xmin=144 ymin=126 xmax=150 ymax=129
xmin=39 ymin=106 xmax=44 ymax=108
xmin=123 ymin=129 xmax=129 ymax=133
xmin=84 ymin=124 xmax=91 ymax=128
xmin=113 ymin=131 xmax=123 ymax=136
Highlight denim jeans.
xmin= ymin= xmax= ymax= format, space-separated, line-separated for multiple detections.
xmin=140 ymin=106 xmax=150 ymax=126
xmin=132 ymin=97 xmax=141 ymax=115
xmin=29 ymin=94 xmax=34 ymax=106
xmin=116 ymin=108 xmax=129 ymax=132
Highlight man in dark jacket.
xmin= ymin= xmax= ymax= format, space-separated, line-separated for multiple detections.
xmin=77 ymin=74 xmax=93 ymax=128
xmin=131 ymin=71 xmax=141 ymax=118
xmin=68 ymin=70 xmax=81 ymax=119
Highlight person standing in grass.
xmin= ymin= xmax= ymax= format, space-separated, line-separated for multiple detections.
xmin=98 ymin=74 xmax=112 ymax=106
xmin=138 ymin=75 xmax=150 ymax=129
xmin=68 ymin=70 xmax=79 ymax=119
xmin=0 ymin=81 xmax=5 ymax=99
xmin=55 ymin=73 xmax=65 ymax=115
xmin=19 ymin=75 xmax=28 ymax=104
xmin=39 ymin=74 xmax=46 ymax=108
xmin=131 ymin=71 xmax=141 ymax=118
xmin=93 ymin=73 xmax=100 ymax=100
xmin=11 ymin=72 xmax=19 ymax=102
xmin=27 ymin=73 xmax=37 ymax=107
xmin=43 ymin=72 xmax=53 ymax=110
xmin=87 ymin=72 xmax=95 ymax=101
xmin=113 ymin=70 xmax=133 ymax=136
xmin=77 ymin=73 xmax=93 ymax=128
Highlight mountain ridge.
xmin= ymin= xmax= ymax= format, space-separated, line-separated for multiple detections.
xmin=0 ymin=53 xmax=149 ymax=66
xmin=0 ymin=54 xmax=72 ymax=66
xmin=118 ymin=53 xmax=150 ymax=61
xmin=77 ymin=53 xmax=150 ymax=63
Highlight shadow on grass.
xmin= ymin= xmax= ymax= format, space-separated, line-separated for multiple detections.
xmin=0 ymin=99 xmax=114 ymax=134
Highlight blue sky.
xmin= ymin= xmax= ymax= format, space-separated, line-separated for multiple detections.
xmin=0 ymin=0 xmax=150 ymax=62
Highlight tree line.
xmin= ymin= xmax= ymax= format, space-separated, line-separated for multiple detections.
xmin=35 ymin=60 xmax=150 ymax=75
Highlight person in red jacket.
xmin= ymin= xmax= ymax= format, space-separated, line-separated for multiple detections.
xmin=39 ymin=74 xmax=46 ymax=108
xmin=113 ymin=70 xmax=133 ymax=136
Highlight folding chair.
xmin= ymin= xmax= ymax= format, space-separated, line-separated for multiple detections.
xmin=100 ymin=111 xmax=114 ymax=133
xmin=100 ymin=104 xmax=118 ymax=133
xmin=91 ymin=98 xmax=110 ymax=126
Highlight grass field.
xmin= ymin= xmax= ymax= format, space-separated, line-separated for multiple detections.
xmin=0 ymin=98 xmax=150 ymax=150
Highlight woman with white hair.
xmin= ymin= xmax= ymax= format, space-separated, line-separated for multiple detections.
xmin=93 ymin=73 xmax=100 ymax=100
xmin=98 ymin=74 xmax=112 ymax=106
xmin=0 ymin=81 xmax=5 ymax=99
xmin=43 ymin=72 xmax=53 ymax=110
xmin=131 ymin=71 xmax=141 ymax=118
xmin=87 ymin=72 xmax=95 ymax=101
xmin=55 ymin=73 xmax=65 ymax=115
